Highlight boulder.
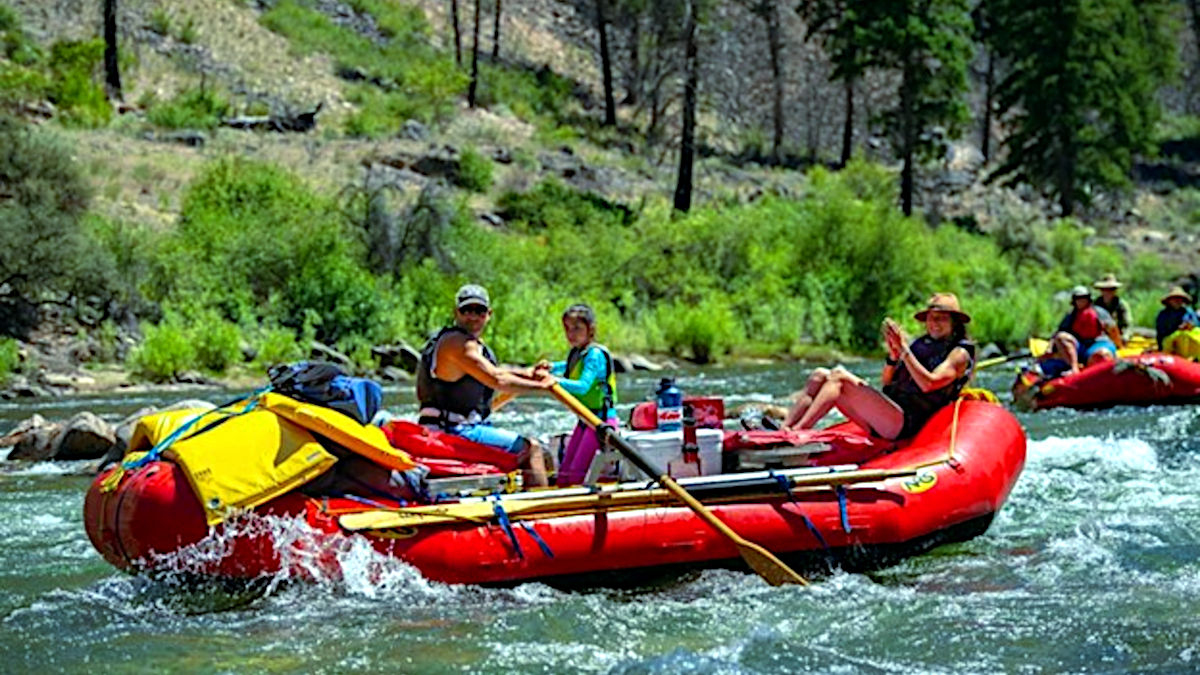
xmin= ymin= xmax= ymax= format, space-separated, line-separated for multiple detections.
xmin=0 ymin=413 xmax=48 ymax=446
xmin=378 ymin=366 xmax=412 ymax=383
xmin=9 ymin=425 xmax=62 ymax=461
xmin=53 ymin=412 xmax=116 ymax=461
xmin=611 ymin=354 xmax=634 ymax=374
xmin=310 ymin=341 xmax=352 ymax=367
xmin=371 ymin=341 xmax=419 ymax=373
xmin=627 ymin=354 xmax=664 ymax=371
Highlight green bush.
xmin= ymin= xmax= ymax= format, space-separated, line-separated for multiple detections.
xmin=457 ymin=147 xmax=493 ymax=193
xmin=0 ymin=337 xmax=19 ymax=384
xmin=129 ymin=316 xmax=196 ymax=382
xmin=146 ymin=86 xmax=229 ymax=130
xmin=46 ymin=40 xmax=110 ymax=128
xmin=190 ymin=310 xmax=242 ymax=372
xmin=252 ymin=325 xmax=305 ymax=369
xmin=653 ymin=297 xmax=742 ymax=364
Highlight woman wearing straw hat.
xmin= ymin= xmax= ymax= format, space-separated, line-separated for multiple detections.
xmin=1093 ymin=273 xmax=1131 ymax=340
xmin=782 ymin=293 xmax=975 ymax=440
xmin=1155 ymin=286 xmax=1199 ymax=353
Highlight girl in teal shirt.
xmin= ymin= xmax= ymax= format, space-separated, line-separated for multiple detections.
xmin=539 ymin=304 xmax=619 ymax=485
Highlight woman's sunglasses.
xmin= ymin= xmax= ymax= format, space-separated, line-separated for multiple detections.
xmin=458 ymin=304 xmax=489 ymax=316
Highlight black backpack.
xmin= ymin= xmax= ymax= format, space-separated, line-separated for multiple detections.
xmin=268 ymin=361 xmax=382 ymax=425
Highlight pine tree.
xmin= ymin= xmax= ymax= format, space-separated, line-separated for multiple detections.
xmin=799 ymin=0 xmax=867 ymax=166
xmin=856 ymin=0 xmax=973 ymax=216
xmin=987 ymin=0 xmax=1176 ymax=215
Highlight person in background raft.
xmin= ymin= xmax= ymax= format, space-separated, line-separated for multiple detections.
xmin=1093 ymin=273 xmax=1132 ymax=341
xmin=1042 ymin=286 xmax=1122 ymax=376
xmin=781 ymin=293 xmax=975 ymax=440
xmin=416 ymin=284 xmax=556 ymax=487
xmin=533 ymin=303 xmax=619 ymax=486
xmin=1156 ymin=286 xmax=1200 ymax=353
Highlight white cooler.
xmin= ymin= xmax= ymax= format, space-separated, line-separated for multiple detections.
xmin=616 ymin=428 xmax=724 ymax=480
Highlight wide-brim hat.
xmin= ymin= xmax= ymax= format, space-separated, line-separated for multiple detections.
xmin=1162 ymin=286 xmax=1192 ymax=305
xmin=914 ymin=292 xmax=971 ymax=324
xmin=1093 ymin=273 xmax=1122 ymax=290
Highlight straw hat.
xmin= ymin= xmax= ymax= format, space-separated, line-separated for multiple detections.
xmin=914 ymin=292 xmax=971 ymax=324
xmin=1161 ymin=286 xmax=1192 ymax=305
xmin=1093 ymin=273 xmax=1122 ymax=290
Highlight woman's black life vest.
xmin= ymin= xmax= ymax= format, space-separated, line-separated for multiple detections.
xmin=882 ymin=335 xmax=975 ymax=428
xmin=415 ymin=326 xmax=497 ymax=423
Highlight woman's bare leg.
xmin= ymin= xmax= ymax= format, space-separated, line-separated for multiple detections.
xmin=833 ymin=378 xmax=905 ymax=439
xmin=794 ymin=367 xmax=904 ymax=439
xmin=783 ymin=368 xmax=830 ymax=428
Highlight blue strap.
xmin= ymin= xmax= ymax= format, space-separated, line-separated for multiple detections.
xmin=836 ymin=485 xmax=851 ymax=533
xmin=769 ymin=470 xmax=831 ymax=552
xmin=491 ymin=498 xmax=524 ymax=559
xmin=519 ymin=522 xmax=555 ymax=559
xmin=121 ymin=386 xmax=271 ymax=471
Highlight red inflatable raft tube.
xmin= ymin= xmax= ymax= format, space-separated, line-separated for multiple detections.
xmin=84 ymin=400 xmax=1026 ymax=586
xmin=1014 ymin=353 xmax=1200 ymax=410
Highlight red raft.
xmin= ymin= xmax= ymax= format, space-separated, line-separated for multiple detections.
xmin=1013 ymin=353 xmax=1200 ymax=410
xmin=84 ymin=400 xmax=1025 ymax=586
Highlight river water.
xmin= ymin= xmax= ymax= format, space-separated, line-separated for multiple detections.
xmin=2 ymin=363 xmax=1198 ymax=673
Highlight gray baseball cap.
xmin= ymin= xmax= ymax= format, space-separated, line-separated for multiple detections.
xmin=456 ymin=284 xmax=490 ymax=309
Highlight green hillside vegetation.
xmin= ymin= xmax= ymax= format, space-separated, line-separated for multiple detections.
xmin=0 ymin=0 xmax=1191 ymax=384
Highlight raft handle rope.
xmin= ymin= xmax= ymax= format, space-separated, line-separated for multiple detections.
xmin=490 ymin=497 xmax=555 ymax=560
xmin=769 ymin=470 xmax=832 ymax=556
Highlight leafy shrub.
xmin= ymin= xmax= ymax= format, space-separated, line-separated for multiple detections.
xmin=457 ymin=147 xmax=493 ymax=193
xmin=190 ymin=310 xmax=242 ymax=372
xmin=46 ymin=40 xmax=110 ymax=128
xmin=129 ymin=316 xmax=195 ymax=382
xmin=497 ymin=178 xmax=634 ymax=230
xmin=146 ymin=86 xmax=229 ymax=130
xmin=652 ymin=297 xmax=742 ymax=364
xmin=0 ymin=337 xmax=19 ymax=384
xmin=0 ymin=117 xmax=102 ymax=337
xmin=252 ymin=325 xmax=304 ymax=369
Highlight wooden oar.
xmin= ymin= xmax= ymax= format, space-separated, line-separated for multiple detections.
xmin=550 ymin=383 xmax=808 ymax=586
xmin=339 ymin=465 xmax=920 ymax=530
xmin=976 ymin=349 xmax=1032 ymax=370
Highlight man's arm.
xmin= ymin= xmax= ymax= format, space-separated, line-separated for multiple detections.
xmin=447 ymin=337 xmax=553 ymax=395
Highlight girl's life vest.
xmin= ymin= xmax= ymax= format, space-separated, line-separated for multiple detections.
xmin=555 ymin=343 xmax=617 ymax=418
xmin=416 ymin=326 xmax=497 ymax=424
xmin=883 ymin=335 xmax=976 ymax=426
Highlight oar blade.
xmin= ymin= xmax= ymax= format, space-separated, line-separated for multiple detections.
xmin=737 ymin=540 xmax=809 ymax=586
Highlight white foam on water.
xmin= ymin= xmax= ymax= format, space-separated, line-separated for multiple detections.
xmin=1026 ymin=435 xmax=1159 ymax=474
xmin=3 ymin=461 xmax=79 ymax=476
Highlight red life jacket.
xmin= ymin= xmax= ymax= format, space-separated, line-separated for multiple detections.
xmin=1069 ymin=307 xmax=1104 ymax=341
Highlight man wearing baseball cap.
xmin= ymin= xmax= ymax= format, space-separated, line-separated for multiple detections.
xmin=415 ymin=284 xmax=555 ymax=487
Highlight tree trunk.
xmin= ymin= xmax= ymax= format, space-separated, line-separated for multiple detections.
xmin=624 ymin=12 xmax=640 ymax=105
xmin=1190 ymin=0 xmax=1200 ymax=70
xmin=900 ymin=62 xmax=915 ymax=217
xmin=598 ymin=0 xmax=616 ymax=126
xmin=763 ymin=0 xmax=784 ymax=162
xmin=673 ymin=0 xmax=698 ymax=213
xmin=451 ymin=0 xmax=462 ymax=67
xmin=981 ymin=49 xmax=993 ymax=164
xmin=468 ymin=0 xmax=482 ymax=107
xmin=840 ymin=78 xmax=854 ymax=167
xmin=103 ymin=0 xmax=122 ymax=101
xmin=491 ymin=0 xmax=501 ymax=61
